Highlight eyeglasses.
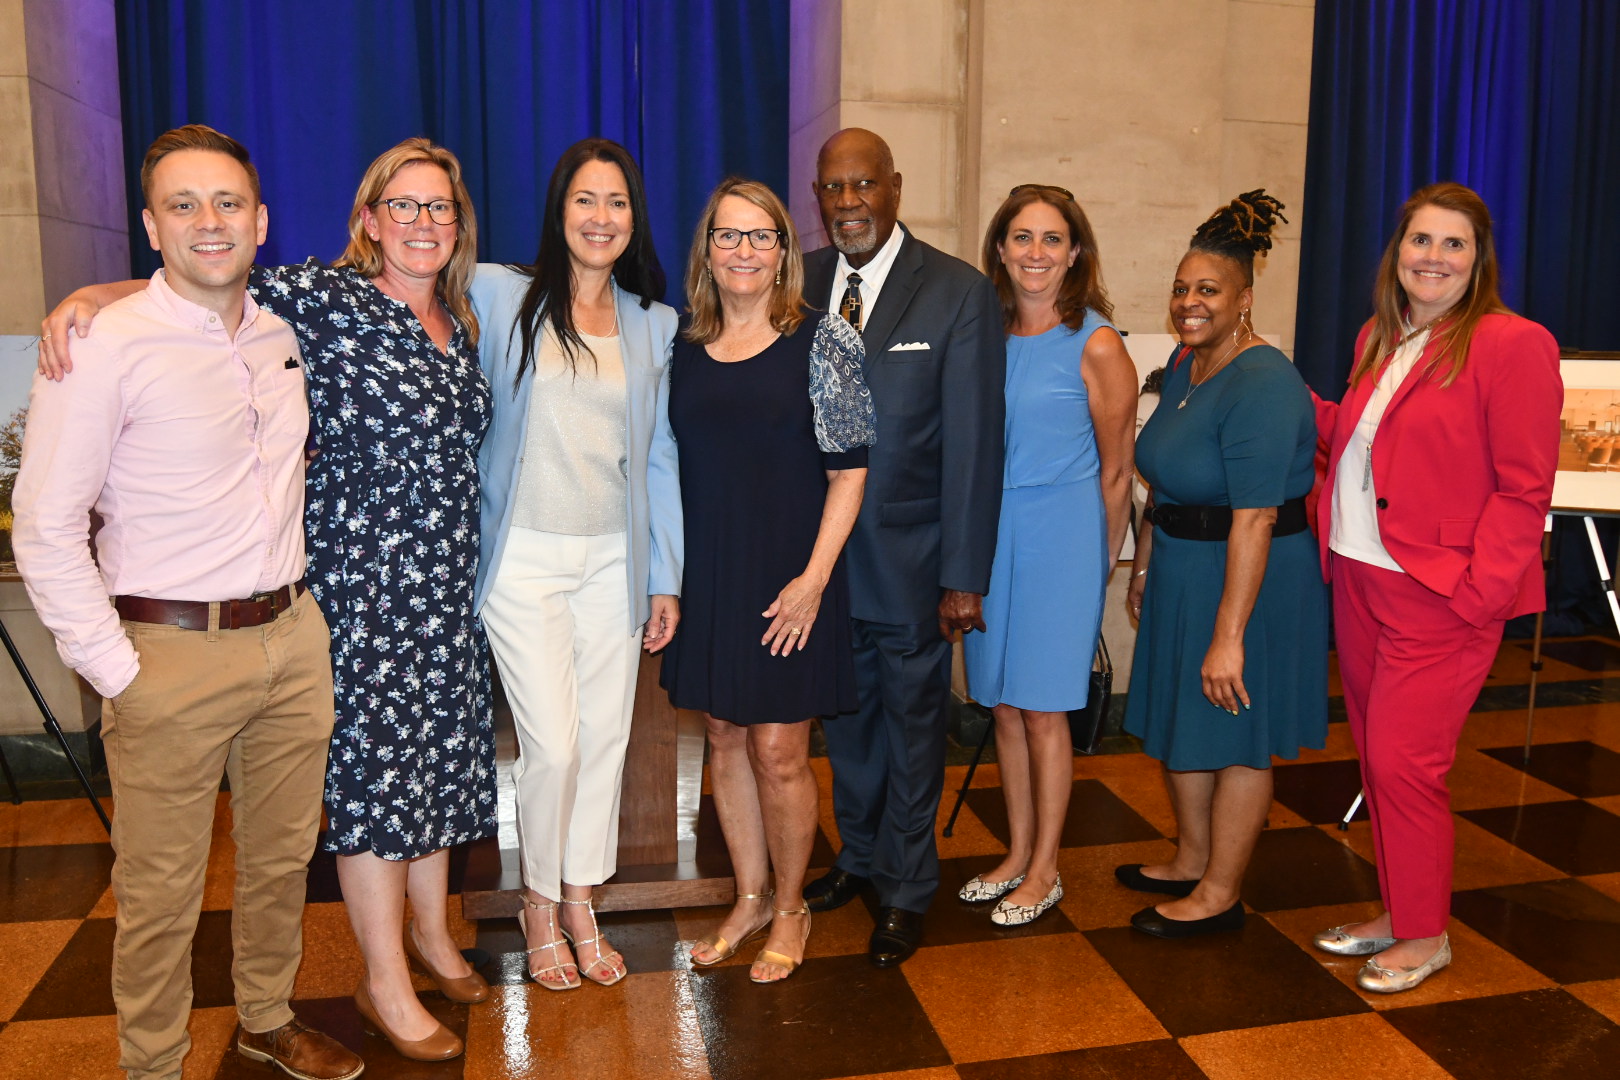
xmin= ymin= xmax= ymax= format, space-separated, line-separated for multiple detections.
xmin=709 ymin=227 xmax=785 ymax=250
xmin=1009 ymin=184 xmax=1075 ymax=201
xmin=377 ymin=198 xmax=460 ymax=225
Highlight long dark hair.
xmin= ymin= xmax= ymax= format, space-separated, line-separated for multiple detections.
xmin=981 ymin=185 xmax=1112 ymax=331
xmin=1352 ymin=182 xmax=1508 ymax=389
xmin=510 ymin=138 xmax=666 ymax=383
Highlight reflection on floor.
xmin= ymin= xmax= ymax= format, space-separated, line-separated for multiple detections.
xmin=4 ymin=638 xmax=1620 ymax=1080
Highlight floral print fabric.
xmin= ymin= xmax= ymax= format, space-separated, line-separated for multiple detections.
xmin=254 ymin=259 xmax=496 ymax=858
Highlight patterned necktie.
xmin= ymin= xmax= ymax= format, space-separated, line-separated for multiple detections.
xmin=840 ymin=271 xmax=863 ymax=333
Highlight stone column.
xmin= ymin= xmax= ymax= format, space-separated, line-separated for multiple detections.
xmin=789 ymin=0 xmax=974 ymax=261
xmin=0 ymin=0 xmax=126 ymax=743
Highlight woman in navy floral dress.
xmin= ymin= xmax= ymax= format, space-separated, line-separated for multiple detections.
xmin=44 ymin=139 xmax=493 ymax=1058
xmin=252 ymin=140 xmax=494 ymax=1056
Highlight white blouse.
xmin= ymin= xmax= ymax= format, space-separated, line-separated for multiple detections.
xmin=1329 ymin=327 xmax=1431 ymax=572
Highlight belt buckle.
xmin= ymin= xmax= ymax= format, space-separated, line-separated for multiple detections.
xmin=246 ymin=589 xmax=276 ymax=604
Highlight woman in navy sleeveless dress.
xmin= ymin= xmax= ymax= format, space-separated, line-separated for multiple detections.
xmin=663 ymin=179 xmax=873 ymax=984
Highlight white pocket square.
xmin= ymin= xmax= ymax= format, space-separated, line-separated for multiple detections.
xmin=889 ymin=341 xmax=931 ymax=352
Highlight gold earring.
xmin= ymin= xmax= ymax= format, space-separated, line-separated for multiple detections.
xmin=775 ymin=268 xmax=782 ymax=286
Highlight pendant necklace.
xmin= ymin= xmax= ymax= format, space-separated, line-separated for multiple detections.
xmin=1361 ymin=317 xmax=1439 ymax=490
xmin=1178 ymin=332 xmax=1254 ymax=409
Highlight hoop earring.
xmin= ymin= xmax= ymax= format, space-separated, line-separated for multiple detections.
xmin=1236 ymin=309 xmax=1254 ymax=341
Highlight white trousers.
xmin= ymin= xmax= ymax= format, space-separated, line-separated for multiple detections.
xmin=481 ymin=528 xmax=641 ymax=899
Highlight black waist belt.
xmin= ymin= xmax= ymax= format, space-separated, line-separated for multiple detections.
xmin=1149 ymin=495 xmax=1309 ymax=542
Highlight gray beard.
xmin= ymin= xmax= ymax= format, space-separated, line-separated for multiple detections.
xmin=829 ymin=223 xmax=878 ymax=256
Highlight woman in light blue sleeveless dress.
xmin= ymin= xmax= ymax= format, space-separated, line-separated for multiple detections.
xmin=961 ymin=187 xmax=1138 ymax=925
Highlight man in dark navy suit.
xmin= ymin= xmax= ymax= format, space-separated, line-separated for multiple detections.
xmin=802 ymin=128 xmax=1006 ymax=966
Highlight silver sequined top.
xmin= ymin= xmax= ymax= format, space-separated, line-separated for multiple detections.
xmin=510 ymin=328 xmax=628 ymax=535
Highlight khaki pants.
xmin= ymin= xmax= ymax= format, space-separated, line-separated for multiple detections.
xmin=103 ymin=589 xmax=335 ymax=1080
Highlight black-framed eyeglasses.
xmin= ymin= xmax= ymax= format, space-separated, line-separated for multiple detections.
xmin=1009 ymin=184 xmax=1075 ymax=201
xmin=377 ymin=197 xmax=460 ymax=225
xmin=709 ymin=227 xmax=785 ymax=250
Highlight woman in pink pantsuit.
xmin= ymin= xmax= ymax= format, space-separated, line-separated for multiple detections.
xmin=1311 ymin=182 xmax=1561 ymax=993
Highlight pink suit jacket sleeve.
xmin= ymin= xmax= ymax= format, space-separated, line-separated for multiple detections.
xmin=1444 ymin=316 xmax=1562 ymax=626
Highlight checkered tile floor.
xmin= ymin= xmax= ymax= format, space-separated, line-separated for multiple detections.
xmin=4 ymin=637 xmax=1620 ymax=1079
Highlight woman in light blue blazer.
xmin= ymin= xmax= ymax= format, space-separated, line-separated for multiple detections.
xmin=470 ymin=138 xmax=681 ymax=990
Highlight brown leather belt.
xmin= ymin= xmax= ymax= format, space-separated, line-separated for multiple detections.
xmin=114 ymin=580 xmax=307 ymax=631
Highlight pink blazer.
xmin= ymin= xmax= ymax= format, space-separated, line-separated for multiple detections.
xmin=1315 ymin=313 xmax=1562 ymax=627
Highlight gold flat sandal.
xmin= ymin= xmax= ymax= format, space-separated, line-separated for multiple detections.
xmin=691 ymin=891 xmax=774 ymax=967
xmin=751 ymin=904 xmax=811 ymax=984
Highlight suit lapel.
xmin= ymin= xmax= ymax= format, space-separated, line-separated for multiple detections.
xmin=805 ymin=248 xmax=836 ymax=315
xmin=1377 ymin=333 xmax=1443 ymax=422
xmin=859 ymin=229 xmax=923 ymax=354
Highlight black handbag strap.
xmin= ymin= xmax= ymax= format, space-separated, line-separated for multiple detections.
xmin=1095 ymin=632 xmax=1111 ymax=675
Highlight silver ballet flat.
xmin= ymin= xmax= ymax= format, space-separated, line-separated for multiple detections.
xmin=1356 ymin=936 xmax=1451 ymax=993
xmin=958 ymin=873 xmax=1025 ymax=903
xmin=990 ymin=875 xmax=1063 ymax=926
xmin=1313 ymin=924 xmax=1398 ymax=956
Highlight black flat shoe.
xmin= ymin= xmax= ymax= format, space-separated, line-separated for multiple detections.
xmin=1114 ymin=863 xmax=1199 ymax=898
xmin=804 ymin=868 xmax=870 ymax=913
xmin=1130 ymin=900 xmax=1245 ymax=939
xmin=869 ymin=907 xmax=924 ymax=967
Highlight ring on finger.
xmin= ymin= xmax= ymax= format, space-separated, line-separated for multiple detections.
xmin=788 ymin=628 xmax=801 ymax=635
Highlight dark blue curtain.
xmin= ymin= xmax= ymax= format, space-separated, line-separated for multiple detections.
xmin=116 ymin=0 xmax=789 ymax=307
xmin=1295 ymin=0 xmax=1620 ymax=398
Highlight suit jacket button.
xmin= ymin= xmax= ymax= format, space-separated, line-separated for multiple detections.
xmin=1375 ymin=497 xmax=1389 ymax=509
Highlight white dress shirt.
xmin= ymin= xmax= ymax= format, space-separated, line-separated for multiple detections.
xmin=824 ymin=223 xmax=906 ymax=325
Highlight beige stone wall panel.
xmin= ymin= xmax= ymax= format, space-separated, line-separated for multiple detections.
xmin=790 ymin=99 xmax=843 ymax=250
xmin=838 ymin=99 xmax=962 ymax=229
xmin=790 ymin=0 xmax=846 ymax=251
xmin=1223 ymin=0 xmax=1314 ymax=125
xmin=840 ymin=0 xmax=966 ymax=104
xmin=0 ymin=0 xmax=27 ymax=76
xmin=21 ymin=0 xmax=119 ymax=116
xmin=37 ymin=218 xmax=128 ymax=314
xmin=0 ymin=214 xmax=45 ymax=335
xmin=28 ymin=79 xmax=126 ymax=230
xmin=0 ymin=74 xmax=38 ymax=213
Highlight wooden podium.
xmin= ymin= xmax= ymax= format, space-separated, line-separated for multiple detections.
xmin=459 ymin=651 xmax=736 ymax=919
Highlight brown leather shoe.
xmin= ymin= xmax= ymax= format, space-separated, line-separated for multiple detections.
xmin=353 ymin=980 xmax=463 ymax=1061
xmin=236 ymin=1018 xmax=365 ymax=1080
xmin=403 ymin=921 xmax=490 ymax=1003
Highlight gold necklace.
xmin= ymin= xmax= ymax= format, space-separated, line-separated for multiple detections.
xmin=1178 ymin=333 xmax=1254 ymax=409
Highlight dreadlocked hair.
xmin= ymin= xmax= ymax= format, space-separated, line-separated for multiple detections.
xmin=1188 ymin=189 xmax=1288 ymax=286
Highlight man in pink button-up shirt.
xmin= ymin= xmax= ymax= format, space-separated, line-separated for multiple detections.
xmin=13 ymin=126 xmax=363 ymax=1080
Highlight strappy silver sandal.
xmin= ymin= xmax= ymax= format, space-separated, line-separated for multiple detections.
xmin=517 ymin=894 xmax=580 ymax=990
xmin=559 ymin=896 xmax=627 ymax=986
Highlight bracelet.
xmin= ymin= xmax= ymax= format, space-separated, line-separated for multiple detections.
xmin=1132 ymin=569 xmax=1148 ymax=579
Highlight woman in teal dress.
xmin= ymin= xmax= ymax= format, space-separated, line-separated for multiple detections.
xmin=960 ymin=186 xmax=1138 ymax=926
xmin=1119 ymin=191 xmax=1328 ymax=938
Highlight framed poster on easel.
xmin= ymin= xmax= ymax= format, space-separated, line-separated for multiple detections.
xmin=1522 ymin=356 xmax=1620 ymax=761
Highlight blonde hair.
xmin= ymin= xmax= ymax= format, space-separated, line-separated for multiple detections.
xmin=335 ymin=137 xmax=480 ymax=347
xmin=1351 ymin=182 xmax=1509 ymax=389
xmin=682 ymin=178 xmax=806 ymax=343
